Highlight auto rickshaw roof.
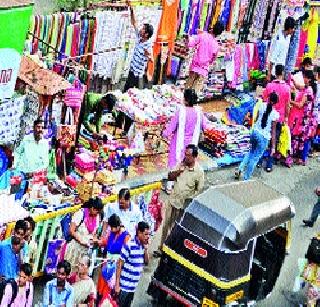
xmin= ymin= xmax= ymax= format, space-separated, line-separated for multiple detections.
xmin=183 ymin=180 xmax=295 ymax=250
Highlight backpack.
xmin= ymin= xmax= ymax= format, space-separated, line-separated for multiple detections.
xmin=0 ymin=278 xmax=18 ymax=306
xmin=60 ymin=212 xmax=85 ymax=242
xmin=306 ymin=237 xmax=320 ymax=264
xmin=60 ymin=210 xmax=104 ymax=242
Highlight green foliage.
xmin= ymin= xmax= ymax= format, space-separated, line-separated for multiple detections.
xmin=56 ymin=0 xmax=102 ymax=10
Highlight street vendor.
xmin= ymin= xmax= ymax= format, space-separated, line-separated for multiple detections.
xmin=14 ymin=119 xmax=49 ymax=176
xmin=80 ymin=93 xmax=117 ymax=136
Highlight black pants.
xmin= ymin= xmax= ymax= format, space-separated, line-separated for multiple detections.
xmin=118 ymin=290 xmax=134 ymax=307
xmin=123 ymin=70 xmax=143 ymax=93
xmin=115 ymin=112 xmax=132 ymax=133
xmin=119 ymin=70 xmax=143 ymax=133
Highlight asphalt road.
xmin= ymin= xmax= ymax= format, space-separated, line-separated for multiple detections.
xmin=33 ymin=157 xmax=319 ymax=306
xmin=133 ymin=157 xmax=320 ymax=307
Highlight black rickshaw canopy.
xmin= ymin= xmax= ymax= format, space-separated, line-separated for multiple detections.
xmin=182 ymin=180 xmax=295 ymax=251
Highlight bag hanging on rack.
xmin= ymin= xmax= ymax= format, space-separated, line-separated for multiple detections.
xmin=47 ymin=149 xmax=57 ymax=180
xmin=64 ymin=79 xmax=84 ymax=108
xmin=57 ymin=107 xmax=76 ymax=148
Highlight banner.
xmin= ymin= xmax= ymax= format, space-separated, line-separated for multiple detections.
xmin=0 ymin=4 xmax=33 ymax=100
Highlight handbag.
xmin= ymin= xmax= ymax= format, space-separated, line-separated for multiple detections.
xmin=57 ymin=107 xmax=76 ymax=148
xmin=64 ymin=79 xmax=84 ymax=108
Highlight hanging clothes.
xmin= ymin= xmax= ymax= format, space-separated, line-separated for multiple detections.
xmin=148 ymin=0 xmax=178 ymax=78
xmin=306 ymin=9 xmax=319 ymax=59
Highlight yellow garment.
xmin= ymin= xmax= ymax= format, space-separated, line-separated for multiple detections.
xmin=306 ymin=9 xmax=319 ymax=59
xmin=252 ymin=98 xmax=263 ymax=129
xmin=277 ymin=124 xmax=291 ymax=157
xmin=211 ymin=0 xmax=223 ymax=27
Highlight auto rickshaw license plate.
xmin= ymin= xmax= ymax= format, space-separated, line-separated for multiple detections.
xmin=202 ymin=297 xmax=219 ymax=307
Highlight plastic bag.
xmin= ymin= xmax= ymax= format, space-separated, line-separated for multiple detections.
xmin=64 ymin=79 xmax=84 ymax=108
xmin=277 ymin=124 xmax=291 ymax=157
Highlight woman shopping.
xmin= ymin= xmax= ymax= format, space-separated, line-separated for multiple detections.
xmin=97 ymin=214 xmax=130 ymax=306
xmin=287 ymin=69 xmax=317 ymax=166
xmin=162 ymin=89 xmax=208 ymax=192
xmin=68 ymin=256 xmax=96 ymax=306
xmin=235 ymin=92 xmax=280 ymax=180
xmin=64 ymin=197 xmax=104 ymax=271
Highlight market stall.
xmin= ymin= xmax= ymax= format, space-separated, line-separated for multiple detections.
xmin=1 ymin=182 xmax=162 ymax=276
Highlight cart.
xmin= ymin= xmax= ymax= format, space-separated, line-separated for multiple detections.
xmin=148 ymin=180 xmax=295 ymax=306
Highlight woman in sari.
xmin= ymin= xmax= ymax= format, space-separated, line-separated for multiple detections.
xmin=64 ymin=198 xmax=104 ymax=271
xmin=68 ymin=256 xmax=96 ymax=306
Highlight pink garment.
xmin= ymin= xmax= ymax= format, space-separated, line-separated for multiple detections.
xmin=0 ymin=282 xmax=33 ymax=307
xmin=188 ymin=32 xmax=219 ymax=77
xmin=289 ymin=87 xmax=313 ymax=135
xmin=232 ymin=46 xmax=242 ymax=88
xmin=84 ymin=208 xmax=98 ymax=234
xmin=263 ymin=80 xmax=291 ymax=123
xmin=163 ymin=107 xmax=208 ymax=169
xmin=295 ymin=29 xmax=308 ymax=68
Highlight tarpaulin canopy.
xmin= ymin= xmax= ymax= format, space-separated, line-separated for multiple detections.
xmin=18 ymin=56 xmax=71 ymax=95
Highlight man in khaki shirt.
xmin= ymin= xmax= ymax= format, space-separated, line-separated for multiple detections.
xmin=155 ymin=145 xmax=204 ymax=257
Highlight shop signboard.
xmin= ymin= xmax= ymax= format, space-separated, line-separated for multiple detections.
xmin=0 ymin=3 xmax=33 ymax=100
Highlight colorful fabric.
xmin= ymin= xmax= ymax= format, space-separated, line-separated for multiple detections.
xmin=188 ymin=32 xmax=219 ymax=77
xmin=288 ymin=87 xmax=313 ymax=136
xmin=306 ymin=9 xmax=319 ymax=59
xmin=285 ymin=23 xmax=300 ymax=76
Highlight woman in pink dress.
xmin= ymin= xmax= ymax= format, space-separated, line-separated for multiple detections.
xmin=287 ymin=70 xmax=316 ymax=165
xmin=162 ymin=89 xmax=208 ymax=192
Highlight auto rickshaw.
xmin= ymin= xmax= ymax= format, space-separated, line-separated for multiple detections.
xmin=148 ymin=180 xmax=295 ymax=306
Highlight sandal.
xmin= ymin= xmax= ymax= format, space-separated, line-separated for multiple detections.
xmin=153 ymin=250 xmax=163 ymax=258
xmin=234 ymin=168 xmax=241 ymax=180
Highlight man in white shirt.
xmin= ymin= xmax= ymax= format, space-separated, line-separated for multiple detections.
xmin=268 ymin=16 xmax=296 ymax=80
xmin=102 ymin=188 xmax=143 ymax=238
xmin=14 ymin=119 xmax=49 ymax=176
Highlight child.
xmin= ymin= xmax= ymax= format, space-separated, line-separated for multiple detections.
xmin=235 ymin=92 xmax=279 ymax=180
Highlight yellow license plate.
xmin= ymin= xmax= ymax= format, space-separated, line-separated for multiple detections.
xmin=202 ymin=297 xmax=219 ymax=307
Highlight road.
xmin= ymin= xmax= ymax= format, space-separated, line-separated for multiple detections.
xmin=133 ymin=157 xmax=320 ymax=307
